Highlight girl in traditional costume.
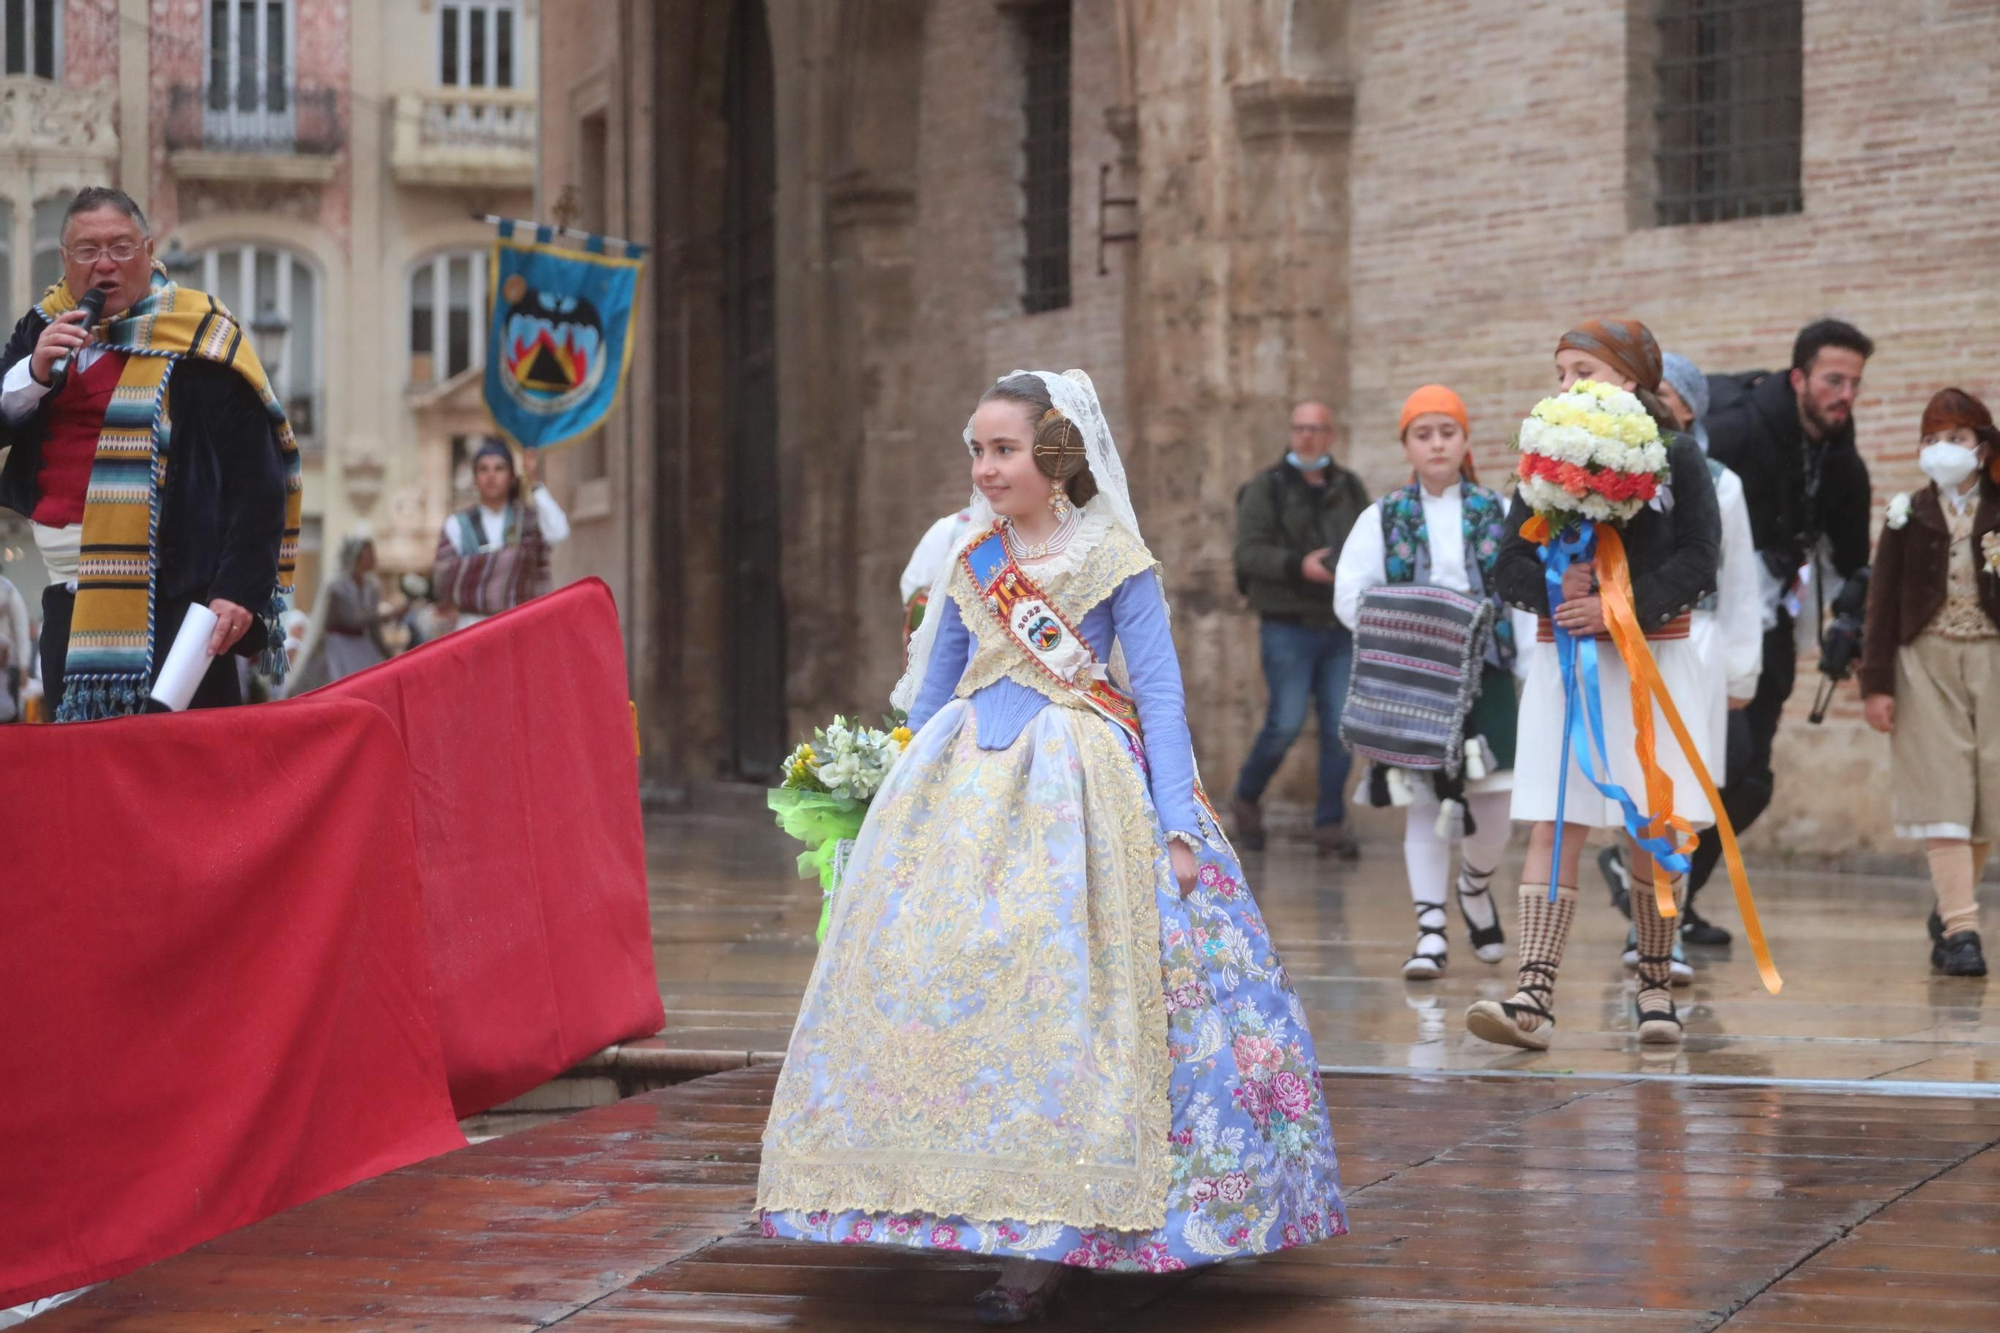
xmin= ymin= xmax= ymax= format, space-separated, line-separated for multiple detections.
xmin=286 ymin=531 xmax=391 ymax=694
xmin=757 ymin=370 xmax=1346 ymax=1323
xmin=1860 ymin=387 xmax=2000 ymax=978
xmin=1333 ymin=385 xmax=1515 ymax=979
xmin=1466 ymin=320 xmax=1721 ymax=1051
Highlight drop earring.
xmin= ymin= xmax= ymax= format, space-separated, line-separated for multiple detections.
xmin=1048 ymin=480 xmax=1070 ymax=519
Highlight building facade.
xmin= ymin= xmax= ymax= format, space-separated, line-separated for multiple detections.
xmin=543 ymin=0 xmax=1999 ymax=854
xmin=0 ymin=0 xmax=538 ymax=617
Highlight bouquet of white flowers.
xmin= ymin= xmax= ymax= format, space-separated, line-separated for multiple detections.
xmin=768 ymin=715 xmax=911 ymax=942
xmin=1512 ymin=380 xmax=1670 ymax=529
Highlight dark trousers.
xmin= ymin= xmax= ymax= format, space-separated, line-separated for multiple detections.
xmin=41 ymin=585 xmax=244 ymax=715
xmin=1234 ymin=618 xmax=1355 ymax=827
xmin=1688 ymin=612 xmax=1796 ymax=898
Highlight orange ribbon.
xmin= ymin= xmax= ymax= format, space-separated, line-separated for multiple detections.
xmin=1594 ymin=527 xmax=1781 ymax=994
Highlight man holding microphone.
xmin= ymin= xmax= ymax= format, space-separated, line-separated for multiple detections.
xmin=0 ymin=187 xmax=297 ymax=718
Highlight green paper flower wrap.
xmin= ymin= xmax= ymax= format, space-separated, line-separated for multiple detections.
xmin=767 ymin=788 xmax=866 ymax=942
xmin=768 ymin=714 xmax=909 ymax=943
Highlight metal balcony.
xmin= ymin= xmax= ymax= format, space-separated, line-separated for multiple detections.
xmin=165 ymin=84 xmax=342 ymax=181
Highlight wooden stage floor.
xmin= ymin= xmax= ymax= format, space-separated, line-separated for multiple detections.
xmin=40 ymin=1064 xmax=2000 ymax=1330
xmin=36 ymin=807 xmax=2000 ymax=1328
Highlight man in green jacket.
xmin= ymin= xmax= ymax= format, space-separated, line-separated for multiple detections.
xmin=1231 ymin=400 xmax=1371 ymax=857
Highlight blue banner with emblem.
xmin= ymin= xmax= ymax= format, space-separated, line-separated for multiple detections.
xmin=482 ymin=219 xmax=646 ymax=451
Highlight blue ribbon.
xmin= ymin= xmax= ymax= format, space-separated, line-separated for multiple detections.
xmin=1540 ymin=520 xmax=1692 ymax=901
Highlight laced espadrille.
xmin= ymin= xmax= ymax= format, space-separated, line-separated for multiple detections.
xmin=1466 ymin=885 xmax=1575 ymax=1051
xmin=1466 ymin=964 xmax=1556 ymax=1051
xmin=1403 ymin=902 xmax=1449 ymax=980
xmin=1456 ymin=862 xmax=1507 ymax=964
xmin=1634 ymin=966 xmax=1684 ymax=1045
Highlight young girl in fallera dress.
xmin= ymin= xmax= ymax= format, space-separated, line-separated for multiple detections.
xmin=756 ymin=370 xmax=1346 ymax=1323
xmin=1332 ymin=385 xmax=1515 ymax=980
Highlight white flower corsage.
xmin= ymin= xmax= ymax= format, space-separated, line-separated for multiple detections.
xmin=1886 ymin=492 xmax=1912 ymax=530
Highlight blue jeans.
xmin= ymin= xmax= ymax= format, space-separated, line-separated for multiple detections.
xmin=1235 ymin=620 xmax=1354 ymax=827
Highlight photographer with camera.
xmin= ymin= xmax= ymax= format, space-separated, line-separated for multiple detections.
xmin=1857 ymin=389 xmax=2000 ymax=978
xmin=1705 ymin=320 xmax=1875 ymax=942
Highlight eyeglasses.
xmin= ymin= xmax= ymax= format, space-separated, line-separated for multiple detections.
xmin=62 ymin=242 xmax=144 ymax=264
xmin=1289 ymin=423 xmax=1334 ymax=434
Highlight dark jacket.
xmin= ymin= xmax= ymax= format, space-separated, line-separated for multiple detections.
xmin=1707 ymin=370 xmax=1872 ymax=585
xmin=1495 ymin=434 xmax=1720 ymax=630
xmin=1233 ymin=458 xmax=1370 ymax=626
xmin=1857 ymin=483 xmax=2000 ymax=698
xmin=0 ymin=308 xmax=287 ymax=636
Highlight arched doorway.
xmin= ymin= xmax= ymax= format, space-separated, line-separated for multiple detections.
xmin=721 ymin=0 xmax=784 ymax=780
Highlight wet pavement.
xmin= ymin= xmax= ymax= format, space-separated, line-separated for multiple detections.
xmin=646 ymin=805 xmax=1997 ymax=1087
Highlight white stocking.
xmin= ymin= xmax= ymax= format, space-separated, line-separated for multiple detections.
xmin=1402 ymin=786 xmax=1453 ymax=914
xmin=1455 ymin=789 xmax=1513 ymax=935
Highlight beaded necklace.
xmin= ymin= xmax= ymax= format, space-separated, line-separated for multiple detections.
xmin=1004 ymin=508 xmax=1080 ymax=562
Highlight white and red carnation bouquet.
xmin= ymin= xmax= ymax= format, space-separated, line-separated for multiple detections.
xmin=1511 ymin=380 xmax=1669 ymax=529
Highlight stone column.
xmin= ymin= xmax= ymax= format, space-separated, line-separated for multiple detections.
xmin=118 ymin=0 xmax=150 ymax=210
xmin=1123 ymin=0 xmax=1356 ymax=812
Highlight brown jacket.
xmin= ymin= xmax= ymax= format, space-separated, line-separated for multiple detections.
xmin=1858 ymin=482 xmax=2000 ymax=697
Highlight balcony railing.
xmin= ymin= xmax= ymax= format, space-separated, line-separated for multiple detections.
xmin=391 ymin=87 xmax=536 ymax=187
xmin=165 ymin=84 xmax=342 ymax=157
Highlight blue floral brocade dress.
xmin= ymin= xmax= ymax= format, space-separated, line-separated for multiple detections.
xmin=756 ymin=516 xmax=1346 ymax=1270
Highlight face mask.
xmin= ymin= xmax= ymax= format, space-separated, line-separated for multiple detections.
xmin=1286 ymin=449 xmax=1332 ymax=473
xmin=1919 ymin=441 xmax=1980 ymax=489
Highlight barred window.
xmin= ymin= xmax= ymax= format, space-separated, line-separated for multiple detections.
xmin=1019 ymin=2 xmax=1070 ymax=314
xmin=1653 ymin=0 xmax=1803 ymax=226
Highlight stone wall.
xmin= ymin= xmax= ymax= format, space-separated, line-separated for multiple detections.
xmin=548 ymin=0 xmax=2000 ymax=852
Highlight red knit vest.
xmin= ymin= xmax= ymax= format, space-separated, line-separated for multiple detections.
xmin=32 ymin=350 xmax=130 ymax=528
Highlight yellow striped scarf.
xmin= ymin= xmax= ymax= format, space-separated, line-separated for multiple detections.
xmin=40 ymin=270 xmax=302 ymax=720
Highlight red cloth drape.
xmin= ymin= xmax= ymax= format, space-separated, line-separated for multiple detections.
xmin=316 ymin=578 xmax=663 ymax=1115
xmin=0 ymin=698 xmax=466 ymax=1307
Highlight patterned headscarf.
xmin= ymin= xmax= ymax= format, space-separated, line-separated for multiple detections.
xmin=1557 ymin=318 xmax=1664 ymax=392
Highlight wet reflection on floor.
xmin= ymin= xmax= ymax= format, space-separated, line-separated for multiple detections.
xmin=647 ymin=807 xmax=1995 ymax=1085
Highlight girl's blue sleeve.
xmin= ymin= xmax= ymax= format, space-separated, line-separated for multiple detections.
xmin=1109 ymin=569 xmax=1204 ymax=841
xmin=905 ymin=594 xmax=971 ymax=735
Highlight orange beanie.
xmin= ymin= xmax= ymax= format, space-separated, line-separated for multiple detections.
xmin=1399 ymin=384 xmax=1469 ymax=436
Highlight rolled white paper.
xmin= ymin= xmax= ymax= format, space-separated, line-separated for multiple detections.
xmin=148 ymin=603 xmax=220 ymax=712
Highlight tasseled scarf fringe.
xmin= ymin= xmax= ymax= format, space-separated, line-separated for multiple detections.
xmin=53 ymin=674 xmax=147 ymax=723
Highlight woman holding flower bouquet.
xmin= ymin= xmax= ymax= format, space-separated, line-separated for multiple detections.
xmin=756 ymin=369 xmax=1346 ymax=1323
xmin=1859 ymin=388 xmax=2000 ymax=978
xmin=1465 ymin=319 xmax=1722 ymax=1052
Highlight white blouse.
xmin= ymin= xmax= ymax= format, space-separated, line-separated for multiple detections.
xmin=1332 ymin=486 xmax=1470 ymax=631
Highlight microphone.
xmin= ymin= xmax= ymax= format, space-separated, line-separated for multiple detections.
xmin=46 ymin=286 xmax=108 ymax=393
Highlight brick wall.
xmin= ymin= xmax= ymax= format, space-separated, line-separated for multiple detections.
xmin=896 ymin=0 xmax=1132 ymax=577
xmin=1345 ymin=0 xmax=2000 ymax=853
